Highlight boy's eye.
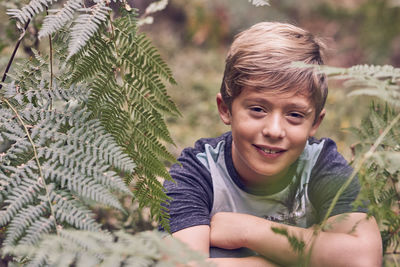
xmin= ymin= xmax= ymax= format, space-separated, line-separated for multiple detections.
xmin=287 ymin=112 xmax=305 ymax=123
xmin=249 ymin=107 xmax=265 ymax=113
xmin=289 ymin=112 xmax=304 ymax=118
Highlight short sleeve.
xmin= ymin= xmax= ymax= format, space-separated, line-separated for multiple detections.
xmin=161 ymin=146 xmax=214 ymax=233
xmin=308 ymin=138 xmax=367 ymax=223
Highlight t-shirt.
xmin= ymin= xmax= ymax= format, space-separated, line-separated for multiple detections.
xmin=163 ymin=131 xmax=365 ymax=257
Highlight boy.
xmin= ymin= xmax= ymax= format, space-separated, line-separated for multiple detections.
xmin=164 ymin=22 xmax=382 ymax=266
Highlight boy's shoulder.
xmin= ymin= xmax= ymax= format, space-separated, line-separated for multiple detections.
xmin=306 ymin=136 xmax=345 ymax=165
xmin=176 ymin=132 xmax=232 ymax=161
xmin=191 ymin=131 xmax=231 ymax=151
xmin=171 ymin=132 xmax=232 ymax=174
xmin=303 ymin=136 xmax=350 ymax=176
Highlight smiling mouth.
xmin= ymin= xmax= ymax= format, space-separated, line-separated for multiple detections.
xmin=254 ymin=145 xmax=286 ymax=154
xmin=260 ymin=148 xmax=281 ymax=154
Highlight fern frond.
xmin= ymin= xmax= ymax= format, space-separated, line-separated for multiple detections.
xmin=85 ymin=69 xmax=176 ymax=161
xmin=3 ymin=229 xmax=208 ymax=267
xmin=144 ymin=0 xmax=168 ymax=15
xmin=38 ymin=0 xmax=82 ymax=39
xmin=127 ymin=126 xmax=176 ymax=163
xmin=371 ymin=152 xmax=400 ymax=175
xmin=319 ymin=64 xmax=400 ymax=107
xmin=349 ymin=88 xmax=400 ymax=108
xmin=67 ymin=1 xmax=111 ymax=58
xmin=0 ymin=161 xmax=42 ymax=227
xmin=134 ymin=175 xmax=171 ymax=233
xmin=351 ymin=103 xmax=400 ymax=254
xmin=3 ymin=4 xmax=180 ymax=243
xmin=1 ymin=77 xmax=134 ymax=246
xmin=115 ymin=24 xmax=176 ymax=85
xmin=123 ymin=65 xmax=179 ymax=115
xmin=3 ymin=55 xmax=48 ymax=93
xmin=128 ymin=102 xmax=174 ymax=144
xmin=49 ymin=190 xmax=102 ymax=231
xmin=19 ymin=217 xmax=56 ymax=245
xmin=63 ymin=10 xmax=179 ymax=230
xmin=248 ymin=0 xmax=270 ymax=7
xmin=3 ymin=202 xmax=49 ymax=246
xmin=6 ymin=0 xmax=56 ymax=24
xmin=69 ymin=34 xmax=115 ymax=83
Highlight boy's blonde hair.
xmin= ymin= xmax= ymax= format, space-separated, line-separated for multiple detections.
xmin=220 ymin=22 xmax=328 ymax=122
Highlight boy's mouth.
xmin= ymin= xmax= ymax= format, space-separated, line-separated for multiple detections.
xmin=253 ymin=145 xmax=286 ymax=154
xmin=261 ymin=148 xmax=280 ymax=154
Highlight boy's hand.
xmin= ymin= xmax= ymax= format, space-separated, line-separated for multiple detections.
xmin=210 ymin=212 xmax=255 ymax=249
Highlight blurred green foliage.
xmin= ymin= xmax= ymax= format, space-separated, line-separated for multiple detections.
xmin=139 ymin=0 xmax=400 ymax=160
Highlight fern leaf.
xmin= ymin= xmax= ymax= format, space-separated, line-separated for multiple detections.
xmin=351 ymin=103 xmax=400 ymax=254
xmin=317 ymin=64 xmax=400 ymax=107
xmin=134 ymin=176 xmax=172 ymax=232
xmin=69 ymin=34 xmax=115 ymax=83
xmin=19 ymin=217 xmax=56 ymax=245
xmin=248 ymin=0 xmax=270 ymax=7
xmin=115 ymin=26 xmax=176 ymax=85
xmin=68 ymin=1 xmax=111 ymax=58
xmin=3 ymin=202 xmax=49 ymax=246
xmin=3 ymin=230 xmax=207 ymax=267
xmin=124 ymin=64 xmax=179 ymax=115
xmin=0 ymin=161 xmax=42 ymax=226
xmin=6 ymin=0 xmax=57 ymax=24
xmin=38 ymin=0 xmax=82 ymax=39
xmin=144 ymin=0 xmax=168 ymax=15
xmin=3 ymin=56 xmax=48 ymax=94
xmin=49 ymin=190 xmax=102 ymax=231
xmin=371 ymin=152 xmax=400 ymax=174
xmin=65 ymin=11 xmax=179 ymax=229
xmin=1 ymin=76 xmax=134 ymax=246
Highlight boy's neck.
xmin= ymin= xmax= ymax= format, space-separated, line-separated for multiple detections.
xmin=241 ymin=163 xmax=297 ymax=196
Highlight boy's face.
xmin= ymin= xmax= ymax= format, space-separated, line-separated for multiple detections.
xmin=217 ymin=87 xmax=325 ymax=189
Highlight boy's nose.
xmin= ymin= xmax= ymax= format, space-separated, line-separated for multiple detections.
xmin=262 ymin=114 xmax=286 ymax=139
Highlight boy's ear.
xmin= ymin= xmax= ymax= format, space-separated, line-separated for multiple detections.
xmin=216 ymin=93 xmax=231 ymax=125
xmin=309 ymin=109 xmax=326 ymax=137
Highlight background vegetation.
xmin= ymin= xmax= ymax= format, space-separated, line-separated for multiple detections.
xmin=0 ymin=0 xmax=399 ymax=266
xmin=141 ymin=0 xmax=400 ymax=160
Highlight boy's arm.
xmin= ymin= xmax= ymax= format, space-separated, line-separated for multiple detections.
xmin=172 ymin=226 xmax=281 ymax=267
xmin=172 ymin=225 xmax=210 ymax=256
xmin=210 ymin=212 xmax=382 ymax=267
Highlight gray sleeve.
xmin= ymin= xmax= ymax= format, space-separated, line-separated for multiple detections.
xmin=161 ymin=147 xmax=214 ymax=233
xmin=308 ymin=138 xmax=367 ymax=223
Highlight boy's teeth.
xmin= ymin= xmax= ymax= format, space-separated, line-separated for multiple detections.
xmin=261 ymin=148 xmax=279 ymax=154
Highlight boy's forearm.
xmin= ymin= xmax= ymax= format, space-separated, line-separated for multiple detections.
xmin=244 ymin=215 xmax=315 ymax=265
xmin=210 ymin=212 xmax=382 ymax=267
xmin=210 ymin=213 xmax=309 ymax=265
xmin=247 ymin=223 xmax=379 ymax=267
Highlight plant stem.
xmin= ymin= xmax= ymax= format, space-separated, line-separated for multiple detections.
xmin=47 ymin=7 xmax=54 ymax=110
xmin=0 ymin=19 xmax=31 ymax=89
xmin=49 ymin=35 xmax=53 ymax=90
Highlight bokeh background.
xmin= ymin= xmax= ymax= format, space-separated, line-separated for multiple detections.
xmin=0 ymin=0 xmax=400 ymax=252
xmin=138 ymin=0 xmax=400 ymax=161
